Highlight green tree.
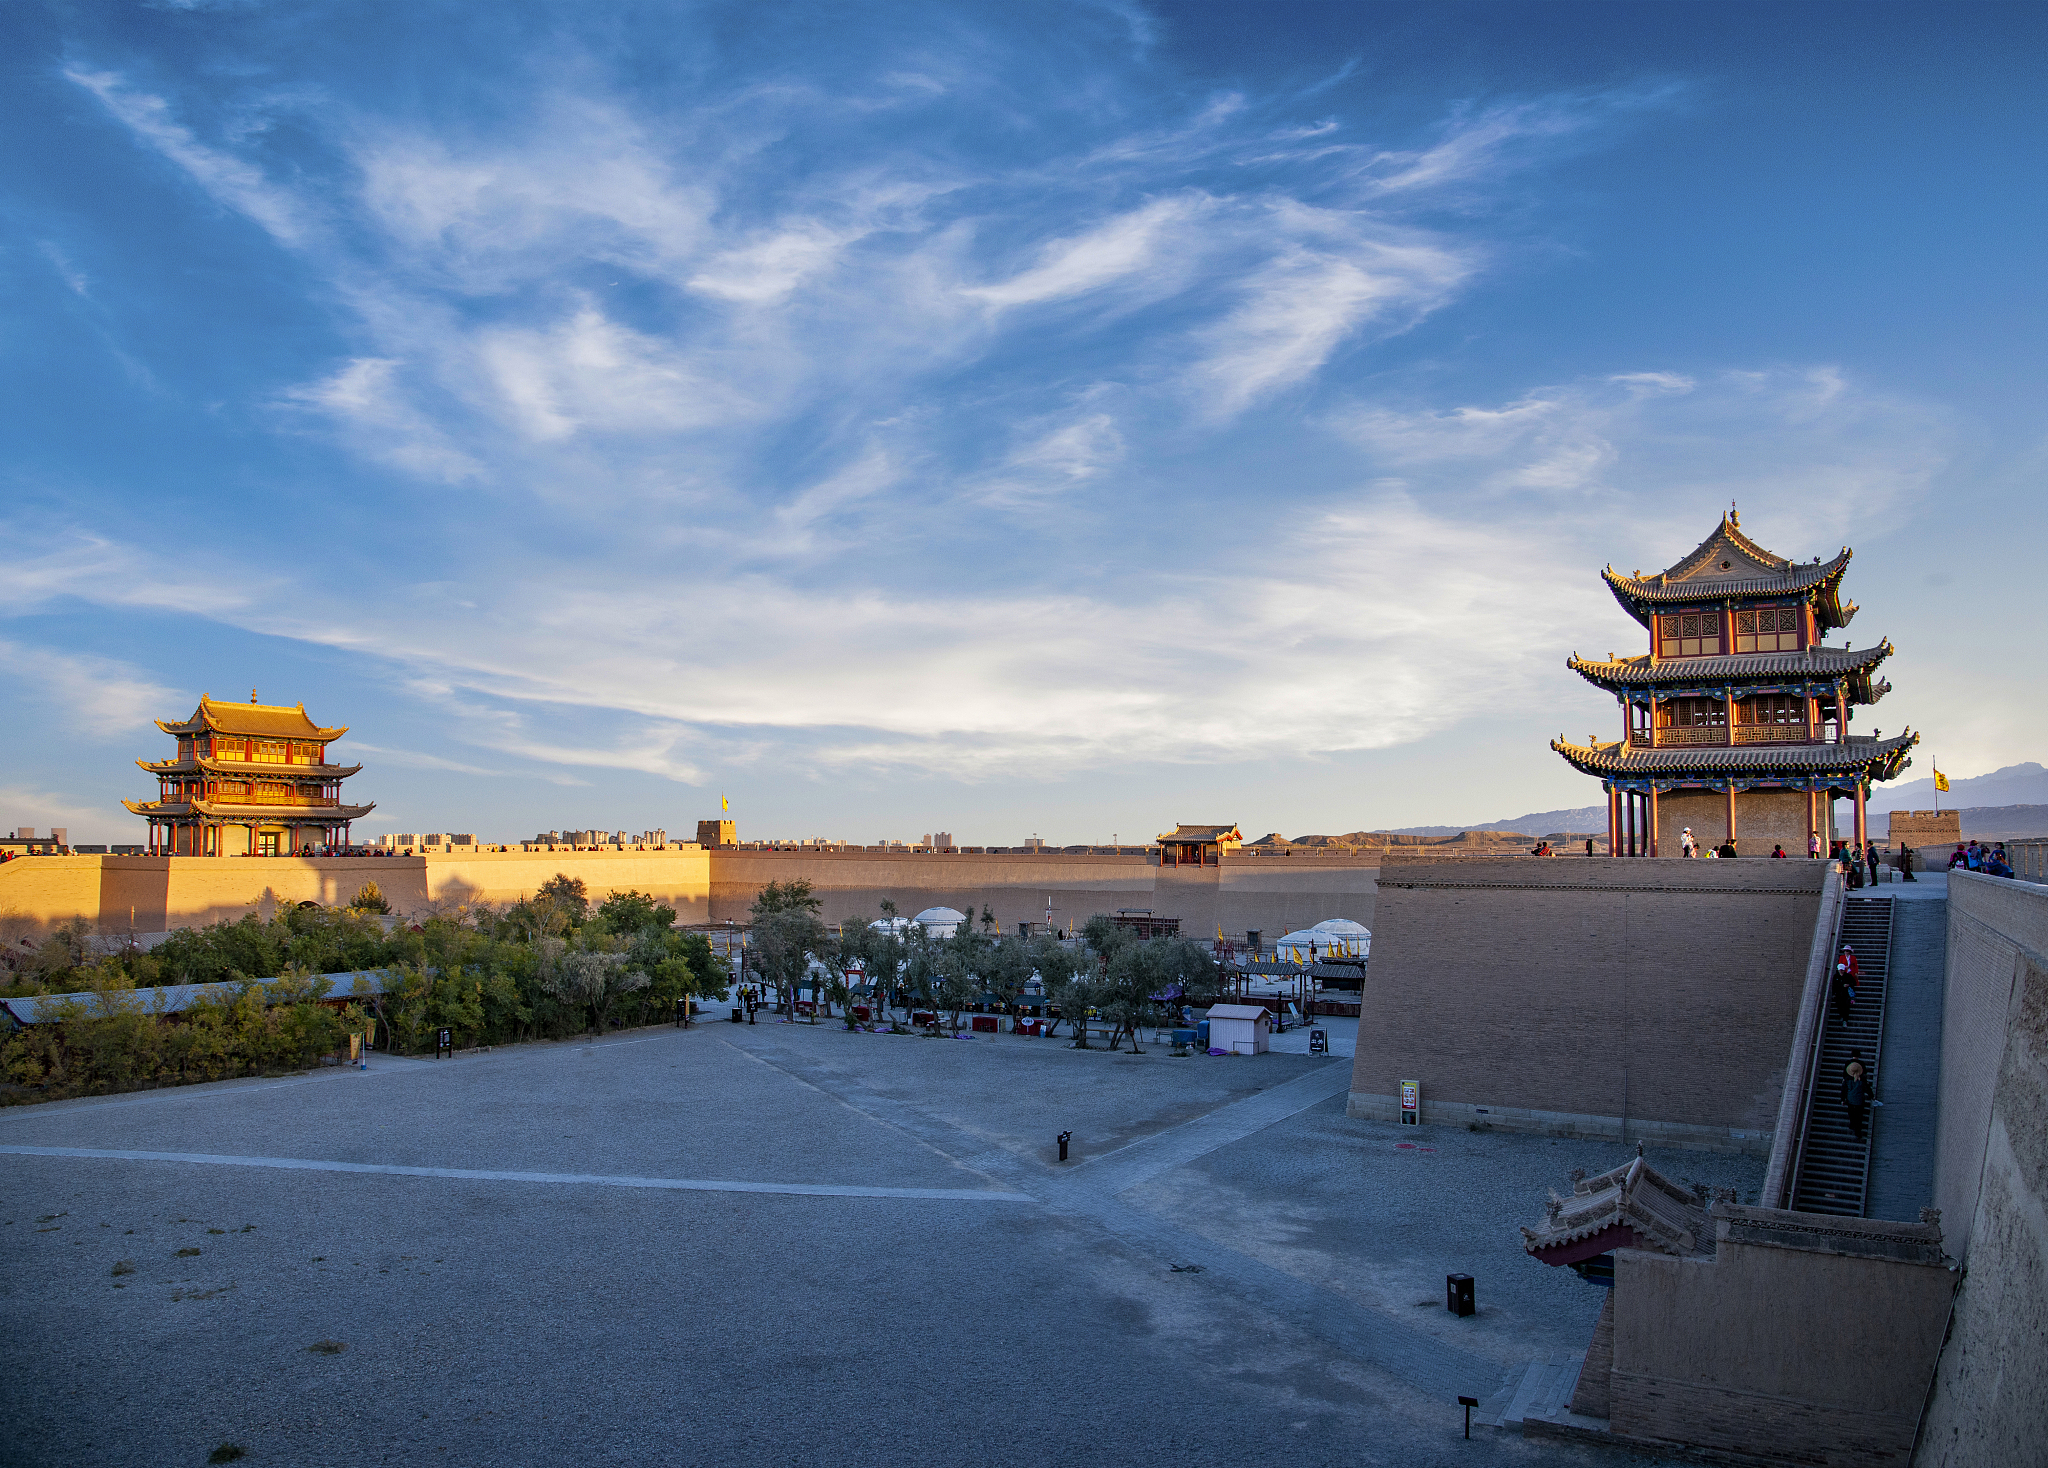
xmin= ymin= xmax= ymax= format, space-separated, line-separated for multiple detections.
xmin=750 ymin=907 xmax=826 ymax=1020
xmin=543 ymin=947 xmax=645 ymax=1034
xmin=536 ymin=873 xmax=590 ymax=924
xmin=598 ymin=889 xmax=676 ymax=934
xmin=752 ymin=879 xmax=822 ymax=916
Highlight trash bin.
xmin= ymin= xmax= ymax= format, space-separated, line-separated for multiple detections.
xmin=730 ymin=1008 xmax=744 ymax=1024
xmin=1196 ymin=1019 xmax=1210 ymax=1048
xmin=1446 ymin=1273 xmax=1475 ymax=1317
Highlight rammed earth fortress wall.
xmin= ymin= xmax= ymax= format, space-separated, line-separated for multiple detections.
xmin=1916 ymin=871 xmax=2048 ymax=1467
xmin=1347 ymin=858 xmax=1828 ymax=1151
xmin=708 ymin=846 xmax=1376 ymax=936
xmin=0 ymin=846 xmax=1377 ymax=941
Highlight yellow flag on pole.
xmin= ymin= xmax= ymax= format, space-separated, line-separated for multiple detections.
xmin=1933 ymin=769 xmax=1949 ymax=794
xmin=722 ymin=793 xmax=730 ymax=811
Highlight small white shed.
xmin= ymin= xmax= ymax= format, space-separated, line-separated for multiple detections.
xmin=1207 ymin=1003 xmax=1271 ymax=1056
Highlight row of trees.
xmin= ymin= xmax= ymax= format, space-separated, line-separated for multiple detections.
xmin=744 ymin=882 xmax=1222 ymax=1050
xmin=0 ymin=877 xmax=724 ymax=1101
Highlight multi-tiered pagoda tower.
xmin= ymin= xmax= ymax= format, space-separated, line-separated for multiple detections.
xmin=125 ymin=694 xmax=374 ymax=856
xmin=1551 ymin=512 xmax=1916 ymax=857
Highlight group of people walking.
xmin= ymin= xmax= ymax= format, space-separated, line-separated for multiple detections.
xmin=1948 ymin=841 xmax=2015 ymax=878
xmin=1830 ymin=943 xmax=1883 ymax=1142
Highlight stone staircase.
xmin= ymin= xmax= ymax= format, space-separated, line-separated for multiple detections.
xmin=1472 ymin=1351 xmax=1586 ymax=1429
xmin=1791 ymin=895 xmax=1896 ymax=1216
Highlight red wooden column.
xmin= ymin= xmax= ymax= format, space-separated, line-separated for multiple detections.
xmin=1727 ymin=785 xmax=1739 ymax=851
xmin=1854 ymin=779 xmax=1867 ymax=852
xmin=1607 ymin=785 xmax=1620 ymax=855
xmin=1621 ymin=698 xmax=1631 ymax=746
xmin=1835 ymin=686 xmax=1848 ymax=742
xmin=1647 ymin=788 xmax=1661 ymax=856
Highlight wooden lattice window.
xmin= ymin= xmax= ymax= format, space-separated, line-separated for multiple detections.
xmin=1660 ymin=697 xmax=1727 ymax=729
xmin=1658 ymin=611 xmax=1723 ymax=658
xmin=1739 ymin=694 xmax=1805 ymax=726
xmin=253 ymin=740 xmax=289 ymax=763
xmin=212 ymin=738 xmax=247 ymax=761
xmin=1735 ymin=606 xmax=1801 ymax=653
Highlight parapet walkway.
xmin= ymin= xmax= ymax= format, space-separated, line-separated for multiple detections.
xmin=1865 ymin=894 xmax=1948 ymax=1221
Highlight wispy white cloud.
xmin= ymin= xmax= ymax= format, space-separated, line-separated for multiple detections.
xmin=1187 ymin=223 xmax=1471 ymax=418
xmin=963 ymin=195 xmax=1210 ymax=308
xmin=278 ymin=357 xmax=484 ymax=482
xmin=38 ymin=241 xmax=90 ymax=297
xmin=0 ymin=640 xmax=183 ymax=738
xmin=475 ymin=306 xmax=755 ymax=441
xmin=66 ymin=68 xmax=308 ymax=245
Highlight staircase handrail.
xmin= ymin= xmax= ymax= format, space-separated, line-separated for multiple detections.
xmin=1764 ymin=863 xmax=1847 ymax=1209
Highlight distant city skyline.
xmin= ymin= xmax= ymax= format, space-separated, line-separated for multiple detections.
xmin=4 ymin=2 xmax=2043 ymax=844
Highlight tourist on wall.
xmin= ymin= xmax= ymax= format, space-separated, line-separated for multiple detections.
xmin=1841 ymin=1051 xmax=1877 ymax=1142
xmin=1771 ymin=843 xmax=1787 ymax=858
xmin=1831 ymin=946 xmax=1859 ymax=1023
xmin=1808 ymin=831 xmax=1821 ymax=859
xmin=1898 ymin=843 xmax=1916 ymax=882
xmin=1680 ymin=827 xmax=1696 ymax=858
xmin=1866 ymin=842 xmax=1881 ymax=887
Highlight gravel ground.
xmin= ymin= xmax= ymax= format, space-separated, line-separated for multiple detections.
xmin=0 ymin=1020 xmax=1737 ymax=1468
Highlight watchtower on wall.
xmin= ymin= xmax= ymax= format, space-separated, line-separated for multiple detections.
xmin=126 ymin=693 xmax=374 ymax=856
xmin=1551 ymin=512 xmax=1916 ymax=856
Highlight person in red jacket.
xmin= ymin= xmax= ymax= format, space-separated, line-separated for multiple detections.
xmin=1831 ymin=944 xmax=1859 ymax=1023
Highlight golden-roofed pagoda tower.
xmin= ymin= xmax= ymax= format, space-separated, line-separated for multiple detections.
xmin=126 ymin=692 xmax=374 ymax=856
xmin=1551 ymin=512 xmax=1916 ymax=857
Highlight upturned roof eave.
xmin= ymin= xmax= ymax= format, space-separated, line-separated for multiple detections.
xmin=137 ymin=759 xmax=365 ymax=778
xmin=1566 ymin=640 xmax=1893 ymax=692
xmin=1551 ymin=730 xmax=1919 ymax=782
xmin=1599 ymin=543 xmax=1854 ymax=630
xmin=123 ymin=800 xmax=376 ymax=820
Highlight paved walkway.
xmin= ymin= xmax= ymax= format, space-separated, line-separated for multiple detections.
xmin=1866 ymin=895 xmax=1948 ymax=1222
xmin=0 ymin=1020 xmax=1662 ymax=1467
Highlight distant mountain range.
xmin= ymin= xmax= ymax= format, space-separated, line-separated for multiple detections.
xmin=1865 ymin=762 xmax=2048 ymax=813
xmin=1374 ymin=763 xmax=2048 ymax=841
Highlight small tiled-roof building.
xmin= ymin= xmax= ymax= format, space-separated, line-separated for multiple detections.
xmin=1157 ymin=823 xmax=1242 ymax=868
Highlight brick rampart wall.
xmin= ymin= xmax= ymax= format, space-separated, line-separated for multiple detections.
xmin=1917 ymin=872 xmax=2048 ymax=1466
xmin=1347 ymin=859 xmax=1826 ymax=1149
xmin=707 ymin=847 xmax=1377 ymax=936
xmin=0 ymin=846 xmax=1374 ymax=942
xmin=0 ymin=850 xmax=714 ymax=935
xmin=1888 ymin=810 xmax=1961 ymax=851
xmin=1611 ymin=1229 xmax=1951 ymax=1466
xmin=1656 ymin=788 xmax=1829 ymax=858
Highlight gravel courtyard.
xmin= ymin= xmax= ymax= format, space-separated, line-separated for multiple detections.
xmin=0 ymin=1020 xmax=1761 ymax=1467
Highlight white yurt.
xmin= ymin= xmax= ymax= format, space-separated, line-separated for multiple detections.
xmin=911 ymin=906 xmax=970 ymax=936
xmin=1276 ymin=918 xmax=1371 ymax=961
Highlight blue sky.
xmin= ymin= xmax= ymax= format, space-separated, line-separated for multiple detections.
xmin=4 ymin=1 xmax=2044 ymax=845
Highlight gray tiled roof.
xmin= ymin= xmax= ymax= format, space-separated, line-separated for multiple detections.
xmin=0 ymin=969 xmax=390 ymax=1026
xmin=1599 ymin=514 xmax=1855 ymax=631
xmin=1568 ymin=642 xmax=1890 ymax=687
xmin=1552 ymin=730 xmax=1917 ymax=778
xmin=1521 ymin=1155 xmax=1713 ymax=1259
